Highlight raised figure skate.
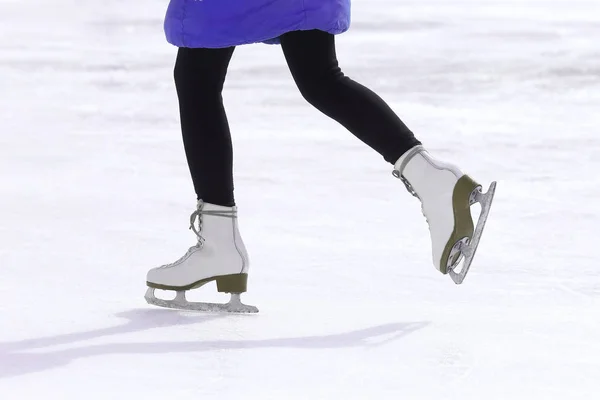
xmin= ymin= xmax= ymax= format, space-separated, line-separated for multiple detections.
xmin=393 ymin=145 xmax=496 ymax=284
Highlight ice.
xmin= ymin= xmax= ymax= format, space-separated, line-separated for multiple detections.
xmin=1 ymin=0 xmax=599 ymax=399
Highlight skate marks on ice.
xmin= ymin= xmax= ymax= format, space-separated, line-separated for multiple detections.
xmin=0 ymin=309 xmax=428 ymax=378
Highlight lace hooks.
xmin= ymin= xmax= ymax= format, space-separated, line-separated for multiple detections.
xmin=393 ymin=169 xmax=428 ymax=224
xmin=189 ymin=202 xmax=206 ymax=247
xmin=393 ymin=169 xmax=420 ymax=199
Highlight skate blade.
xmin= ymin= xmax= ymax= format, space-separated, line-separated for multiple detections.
xmin=449 ymin=181 xmax=497 ymax=285
xmin=145 ymin=287 xmax=259 ymax=313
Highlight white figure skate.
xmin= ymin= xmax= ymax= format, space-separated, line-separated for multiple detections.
xmin=145 ymin=201 xmax=258 ymax=313
xmin=393 ymin=146 xmax=496 ymax=284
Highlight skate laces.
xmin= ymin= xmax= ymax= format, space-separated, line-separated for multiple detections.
xmin=189 ymin=205 xmax=238 ymax=246
xmin=400 ymin=176 xmax=419 ymax=199
xmin=162 ymin=245 xmax=199 ymax=269
xmin=159 ymin=203 xmax=237 ymax=269
xmin=393 ymin=172 xmax=429 ymax=224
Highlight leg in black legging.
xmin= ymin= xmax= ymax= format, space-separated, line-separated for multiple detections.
xmin=280 ymin=30 xmax=421 ymax=164
xmin=174 ymin=46 xmax=236 ymax=206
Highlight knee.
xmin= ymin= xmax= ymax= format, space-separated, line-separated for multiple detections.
xmin=294 ymin=68 xmax=345 ymax=106
xmin=295 ymin=79 xmax=326 ymax=106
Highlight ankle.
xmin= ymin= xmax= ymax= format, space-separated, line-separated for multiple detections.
xmin=198 ymin=197 xmax=235 ymax=208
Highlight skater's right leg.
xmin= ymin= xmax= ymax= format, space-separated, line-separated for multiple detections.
xmin=174 ymin=46 xmax=236 ymax=207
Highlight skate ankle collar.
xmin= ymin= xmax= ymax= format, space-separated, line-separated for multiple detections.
xmin=196 ymin=201 xmax=238 ymax=217
xmin=393 ymin=145 xmax=425 ymax=177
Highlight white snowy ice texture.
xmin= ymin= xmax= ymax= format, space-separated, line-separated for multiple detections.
xmin=1 ymin=0 xmax=599 ymax=399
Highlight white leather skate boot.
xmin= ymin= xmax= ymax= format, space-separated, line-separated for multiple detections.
xmin=393 ymin=145 xmax=496 ymax=284
xmin=145 ymin=201 xmax=257 ymax=312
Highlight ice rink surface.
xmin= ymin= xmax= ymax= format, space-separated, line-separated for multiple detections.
xmin=1 ymin=0 xmax=599 ymax=398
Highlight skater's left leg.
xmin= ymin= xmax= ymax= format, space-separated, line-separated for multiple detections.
xmin=280 ymin=30 xmax=496 ymax=282
xmin=280 ymin=29 xmax=421 ymax=164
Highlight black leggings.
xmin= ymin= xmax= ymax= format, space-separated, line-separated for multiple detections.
xmin=174 ymin=29 xmax=421 ymax=206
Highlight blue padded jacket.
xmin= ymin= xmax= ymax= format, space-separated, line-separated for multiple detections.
xmin=164 ymin=0 xmax=351 ymax=48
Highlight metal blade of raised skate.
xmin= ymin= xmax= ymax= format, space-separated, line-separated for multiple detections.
xmin=145 ymin=288 xmax=258 ymax=313
xmin=449 ymin=181 xmax=497 ymax=284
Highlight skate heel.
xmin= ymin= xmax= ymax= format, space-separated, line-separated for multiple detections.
xmin=440 ymin=175 xmax=480 ymax=274
xmin=216 ymin=273 xmax=248 ymax=293
xmin=448 ymin=179 xmax=497 ymax=284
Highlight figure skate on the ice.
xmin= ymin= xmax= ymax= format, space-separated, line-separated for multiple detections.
xmin=393 ymin=145 xmax=496 ymax=284
xmin=145 ymin=201 xmax=258 ymax=312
